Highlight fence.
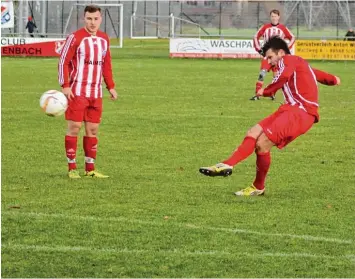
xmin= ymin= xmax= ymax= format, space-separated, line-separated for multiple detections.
xmin=2 ymin=0 xmax=355 ymax=40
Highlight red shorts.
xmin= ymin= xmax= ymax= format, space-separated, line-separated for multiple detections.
xmin=65 ymin=96 xmax=102 ymax=123
xmin=258 ymin=104 xmax=316 ymax=149
xmin=260 ymin=57 xmax=278 ymax=73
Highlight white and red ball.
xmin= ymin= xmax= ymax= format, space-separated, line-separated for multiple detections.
xmin=39 ymin=90 xmax=68 ymax=117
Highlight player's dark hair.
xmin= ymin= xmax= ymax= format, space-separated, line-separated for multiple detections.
xmin=261 ymin=36 xmax=291 ymax=57
xmin=84 ymin=5 xmax=101 ymax=15
xmin=270 ymin=9 xmax=280 ymax=16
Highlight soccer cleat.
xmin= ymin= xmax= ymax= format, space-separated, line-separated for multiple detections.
xmin=270 ymin=95 xmax=276 ymax=101
xmin=234 ymin=184 xmax=265 ymax=196
xmin=199 ymin=163 xmax=233 ymax=177
xmin=68 ymin=169 xmax=81 ymax=179
xmin=84 ymin=170 xmax=109 ymax=178
xmin=249 ymin=95 xmax=260 ymax=101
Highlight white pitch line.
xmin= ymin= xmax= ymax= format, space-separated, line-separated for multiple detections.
xmin=2 ymin=244 xmax=354 ymax=261
xmin=192 ymin=225 xmax=354 ymax=245
xmin=3 ymin=211 xmax=353 ymax=245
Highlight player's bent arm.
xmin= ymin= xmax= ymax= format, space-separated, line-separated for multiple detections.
xmin=58 ymin=34 xmax=76 ymax=88
xmin=263 ymin=83 xmax=284 ymax=97
xmin=263 ymin=60 xmax=296 ymax=96
xmin=253 ymin=25 xmax=266 ymax=53
xmin=311 ymin=68 xmax=340 ymax=86
xmin=284 ymin=26 xmax=296 ymax=49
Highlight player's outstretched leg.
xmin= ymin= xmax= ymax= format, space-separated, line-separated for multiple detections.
xmin=199 ymin=163 xmax=233 ymax=177
xmin=199 ymin=136 xmax=257 ymax=177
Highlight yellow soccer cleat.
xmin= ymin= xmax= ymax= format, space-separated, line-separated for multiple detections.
xmin=199 ymin=163 xmax=233 ymax=177
xmin=68 ymin=169 xmax=81 ymax=179
xmin=234 ymin=184 xmax=265 ymax=196
xmin=84 ymin=170 xmax=109 ymax=178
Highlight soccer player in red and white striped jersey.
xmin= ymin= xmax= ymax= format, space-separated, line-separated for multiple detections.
xmin=58 ymin=5 xmax=118 ymax=178
xmin=250 ymin=9 xmax=295 ymax=101
xmin=199 ymin=37 xmax=340 ymax=196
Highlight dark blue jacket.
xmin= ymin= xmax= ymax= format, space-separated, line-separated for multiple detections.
xmin=25 ymin=21 xmax=37 ymax=33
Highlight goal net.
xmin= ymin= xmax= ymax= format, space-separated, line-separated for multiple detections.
xmin=63 ymin=3 xmax=123 ymax=48
xmin=130 ymin=14 xmax=201 ymax=39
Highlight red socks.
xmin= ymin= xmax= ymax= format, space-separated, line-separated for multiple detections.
xmin=65 ymin=136 xmax=98 ymax=172
xmin=253 ymin=152 xmax=271 ymax=190
xmin=223 ymin=136 xmax=256 ymax=166
xmin=255 ymin=81 xmax=263 ymax=93
xmin=65 ymin=135 xmax=77 ymax=171
xmin=222 ymin=137 xmax=271 ymax=190
xmin=83 ymin=136 xmax=98 ymax=172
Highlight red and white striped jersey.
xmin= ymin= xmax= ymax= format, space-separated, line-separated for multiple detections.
xmin=263 ymin=55 xmax=320 ymax=122
xmin=253 ymin=23 xmax=295 ymax=53
xmin=58 ymin=28 xmax=115 ymax=99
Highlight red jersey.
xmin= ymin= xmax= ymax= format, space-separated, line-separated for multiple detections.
xmin=253 ymin=23 xmax=295 ymax=53
xmin=58 ymin=28 xmax=115 ymax=99
xmin=263 ymin=55 xmax=320 ymax=122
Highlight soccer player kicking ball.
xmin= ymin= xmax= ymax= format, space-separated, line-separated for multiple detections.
xmin=199 ymin=37 xmax=340 ymax=196
xmin=58 ymin=5 xmax=118 ymax=178
xmin=250 ymin=9 xmax=295 ymax=101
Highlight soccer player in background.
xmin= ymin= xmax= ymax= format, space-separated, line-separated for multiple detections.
xmin=199 ymin=37 xmax=340 ymax=196
xmin=250 ymin=9 xmax=295 ymax=101
xmin=58 ymin=5 xmax=118 ymax=178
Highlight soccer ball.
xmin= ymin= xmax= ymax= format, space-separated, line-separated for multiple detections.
xmin=39 ymin=90 xmax=68 ymax=117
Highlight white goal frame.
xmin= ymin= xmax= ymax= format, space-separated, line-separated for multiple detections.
xmin=130 ymin=13 xmax=201 ymax=39
xmin=63 ymin=3 xmax=123 ymax=48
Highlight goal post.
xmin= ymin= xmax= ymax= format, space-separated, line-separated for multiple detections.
xmin=130 ymin=13 xmax=202 ymax=39
xmin=63 ymin=3 xmax=123 ymax=48
xmin=130 ymin=13 xmax=173 ymax=39
xmin=173 ymin=16 xmax=202 ymax=38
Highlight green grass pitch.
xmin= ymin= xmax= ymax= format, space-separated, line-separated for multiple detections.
xmin=1 ymin=40 xmax=355 ymax=277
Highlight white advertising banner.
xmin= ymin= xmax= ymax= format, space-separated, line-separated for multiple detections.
xmin=1 ymin=1 xmax=15 ymax=28
xmin=170 ymin=38 xmax=262 ymax=59
xmin=170 ymin=38 xmax=295 ymax=59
